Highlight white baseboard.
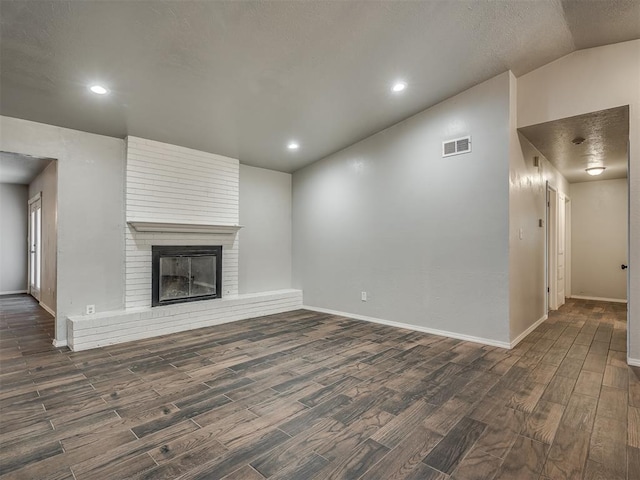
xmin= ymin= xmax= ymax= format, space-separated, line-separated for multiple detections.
xmin=628 ymin=357 xmax=640 ymax=367
xmin=510 ymin=314 xmax=548 ymax=349
xmin=39 ymin=302 xmax=56 ymax=318
xmin=52 ymin=339 xmax=68 ymax=348
xmin=0 ymin=290 xmax=28 ymax=295
xmin=570 ymin=295 xmax=627 ymax=303
xmin=302 ymin=305 xmax=511 ymax=349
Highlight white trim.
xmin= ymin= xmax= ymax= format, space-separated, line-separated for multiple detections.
xmin=39 ymin=301 xmax=56 ymax=317
xmin=547 ymin=185 xmax=558 ymax=311
xmin=570 ymin=295 xmax=627 ymax=304
xmin=27 ymin=192 xmax=42 ymax=301
xmin=27 ymin=192 xmax=41 ymax=205
xmin=510 ymin=314 xmax=548 ymax=349
xmin=0 ymin=290 xmax=28 ymax=295
xmin=52 ymin=339 xmax=68 ymax=348
xmin=628 ymin=357 xmax=640 ymax=367
xmin=302 ymin=305 xmax=511 ymax=349
xmin=127 ymin=221 xmax=243 ymax=234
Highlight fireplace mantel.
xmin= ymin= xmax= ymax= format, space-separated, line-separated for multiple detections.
xmin=127 ymin=221 xmax=243 ymax=234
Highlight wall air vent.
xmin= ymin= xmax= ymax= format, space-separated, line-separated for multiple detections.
xmin=442 ymin=135 xmax=472 ymax=157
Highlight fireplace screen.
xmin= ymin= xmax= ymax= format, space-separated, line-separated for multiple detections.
xmin=152 ymin=246 xmax=222 ymax=306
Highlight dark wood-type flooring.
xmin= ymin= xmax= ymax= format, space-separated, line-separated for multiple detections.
xmin=1 ymin=294 xmax=638 ymax=479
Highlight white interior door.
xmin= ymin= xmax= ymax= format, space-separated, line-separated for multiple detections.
xmin=28 ymin=193 xmax=42 ymax=301
xmin=557 ymin=194 xmax=566 ymax=307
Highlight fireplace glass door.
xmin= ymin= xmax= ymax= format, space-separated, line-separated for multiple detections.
xmin=152 ymin=246 xmax=222 ymax=306
xmin=159 ymin=255 xmax=216 ymax=302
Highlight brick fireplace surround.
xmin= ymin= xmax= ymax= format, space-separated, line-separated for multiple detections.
xmin=67 ymin=137 xmax=301 ymax=351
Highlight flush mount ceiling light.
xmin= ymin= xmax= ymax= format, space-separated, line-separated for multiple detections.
xmin=585 ymin=166 xmax=606 ymax=176
xmin=287 ymin=141 xmax=299 ymax=151
xmin=89 ymin=85 xmax=108 ymax=95
xmin=391 ymin=81 xmax=407 ymax=93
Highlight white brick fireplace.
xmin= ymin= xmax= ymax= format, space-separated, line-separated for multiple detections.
xmin=125 ymin=136 xmax=241 ymax=307
xmin=67 ymin=137 xmax=301 ymax=351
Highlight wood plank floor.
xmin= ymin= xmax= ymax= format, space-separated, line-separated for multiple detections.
xmin=0 ymin=294 xmax=637 ymax=479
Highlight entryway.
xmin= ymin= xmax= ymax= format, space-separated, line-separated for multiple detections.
xmin=520 ymin=106 xmax=630 ymax=335
xmin=0 ymin=152 xmax=57 ymax=337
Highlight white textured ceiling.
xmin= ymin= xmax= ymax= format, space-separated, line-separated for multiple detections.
xmin=1 ymin=1 xmax=639 ymax=173
xmin=0 ymin=152 xmax=53 ymax=184
xmin=519 ymin=106 xmax=629 ymax=183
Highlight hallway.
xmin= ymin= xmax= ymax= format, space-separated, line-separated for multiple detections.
xmin=0 ymin=295 xmax=638 ymax=479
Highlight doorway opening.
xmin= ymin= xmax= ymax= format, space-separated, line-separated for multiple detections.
xmin=0 ymin=152 xmax=57 ymax=340
xmin=521 ymin=106 xmax=629 ymax=323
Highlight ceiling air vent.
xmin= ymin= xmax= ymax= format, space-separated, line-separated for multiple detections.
xmin=442 ymin=136 xmax=472 ymax=157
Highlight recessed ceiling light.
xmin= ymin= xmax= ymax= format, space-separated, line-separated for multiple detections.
xmin=585 ymin=166 xmax=605 ymax=176
xmin=287 ymin=141 xmax=299 ymax=151
xmin=392 ymin=81 xmax=407 ymax=93
xmin=89 ymin=85 xmax=108 ymax=95
xmin=572 ymin=136 xmax=585 ymax=145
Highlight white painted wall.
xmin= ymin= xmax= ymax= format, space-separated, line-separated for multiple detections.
xmin=0 ymin=183 xmax=28 ymax=294
xmin=293 ymin=72 xmax=512 ymax=345
xmin=28 ymin=161 xmax=58 ymax=313
xmin=126 ymin=136 xmax=239 ymax=224
xmin=239 ymin=165 xmax=292 ymax=294
xmin=0 ymin=116 xmax=125 ymax=343
xmin=517 ymin=40 xmax=640 ymax=362
xmin=570 ymin=179 xmax=628 ymax=301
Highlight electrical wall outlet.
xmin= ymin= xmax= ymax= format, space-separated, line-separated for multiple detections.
xmin=85 ymin=304 xmax=95 ymax=315
xmin=361 ymin=291 xmax=367 ymax=302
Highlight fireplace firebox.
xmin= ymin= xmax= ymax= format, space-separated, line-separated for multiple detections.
xmin=152 ymin=245 xmax=222 ymax=307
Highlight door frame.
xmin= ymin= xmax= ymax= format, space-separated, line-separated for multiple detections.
xmin=557 ymin=192 xmax=566 ymax=308
xmin=546 ymin=183 xmax=571 ymax=312
xmin=546 ymin=183 xmax=558 ymax=312
xmin=27 ymin=192 xmax=42 ymax=301
xmin=564 ymin=195 xmax=572 ymax=300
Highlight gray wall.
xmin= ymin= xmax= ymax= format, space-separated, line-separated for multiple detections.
xmin=293 ymin=72 xmax=511 ymax=344
xmin=0 ymin=116 xmax=125 ymax=343
xmin=570 ymin=179 xmax=628 ymax=300
xmin=239 ymin=164 xmax=292 ymax=294
xmin=0 ymin=183 xmax=28 ymax=294
xmin=29 ymin=161 xmax=58 ymax=312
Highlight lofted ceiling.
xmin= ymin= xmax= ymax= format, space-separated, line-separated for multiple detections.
xmin=519 ymin=106 xmax=629 ymax=184
xmin=0 ymin=0 xmax=639 ymax=173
